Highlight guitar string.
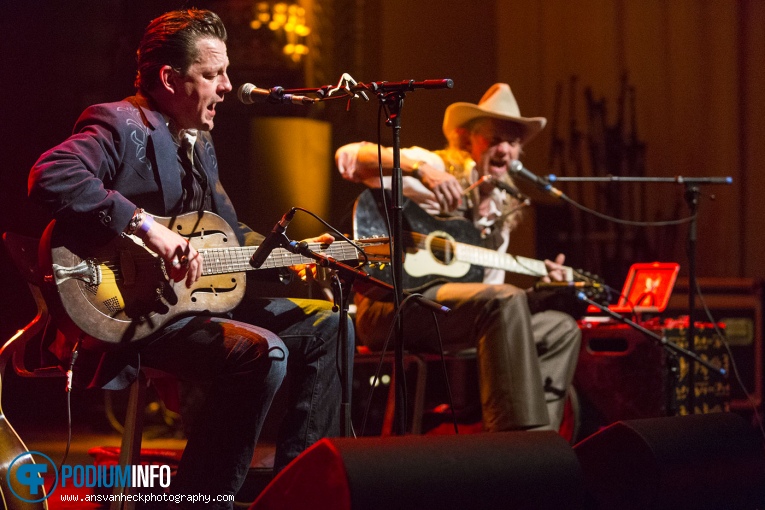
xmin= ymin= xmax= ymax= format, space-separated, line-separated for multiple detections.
xmin=412 ymin=230 xmax=611 ymax=293
xmin=406 ymin=230 xmax=548 ymax=277
xmin=101 ymin=244 xmax=360 ymax=262
xmin=387 ymin=231 xmax=605 ymax=290
xmin=79 ymin=244 xmax=365 ymax=282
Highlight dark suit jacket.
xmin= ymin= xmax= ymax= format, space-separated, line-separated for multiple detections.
xmin=28 ymin=94 xmax=260 ymax=388
xmin=29 ymin=94 xmax=254 ymax=244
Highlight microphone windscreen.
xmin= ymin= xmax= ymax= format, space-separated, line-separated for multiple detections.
xmin=237 ymin=83 xmax=255 ymax=104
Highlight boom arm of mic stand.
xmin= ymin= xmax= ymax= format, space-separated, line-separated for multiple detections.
xmin=545 ymin=175 xmax=732 ymax=383
xmin=575 ymin=292 xmax=726 ymax=377
xmin=349 ymin=79 xmax=454 ymax=94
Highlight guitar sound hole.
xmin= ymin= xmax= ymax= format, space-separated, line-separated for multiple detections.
xmin=431 ymin=235 xmax=455 ymax=265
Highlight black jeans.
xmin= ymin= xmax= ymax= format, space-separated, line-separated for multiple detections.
xmin=139 ymin=297 xmax=352 ymax=509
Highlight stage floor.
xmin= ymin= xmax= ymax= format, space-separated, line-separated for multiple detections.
xmin=14 ymin=421 xmax=276 ymax=508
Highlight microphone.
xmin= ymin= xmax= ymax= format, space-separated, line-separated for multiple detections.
xmin=509 ymin=160 xmax=566 ymax=199
xmin=250 ymin=208 xmax=297 ymax=269
xmin=237 ymin=83 xmax=317 ymax=105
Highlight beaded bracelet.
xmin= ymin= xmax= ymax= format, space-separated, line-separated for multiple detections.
xmin=126 ymin=208 xmax=144 ymax=236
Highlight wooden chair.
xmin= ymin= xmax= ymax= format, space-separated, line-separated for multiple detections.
xmin=2 ymin=232 xmax=161 ymax=510
xmin=353 ymin=345 xmax=428 ymax=435
xmin=352 ymin=332 xmax=482 ymax=437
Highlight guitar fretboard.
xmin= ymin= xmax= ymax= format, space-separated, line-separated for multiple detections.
xmin=200 ymin=243 xmax=363 ymax=276
xmin=406 ymin=232 xmax=572 ymax=281
xmin=454 ymin=244 xmax=549 ymax=278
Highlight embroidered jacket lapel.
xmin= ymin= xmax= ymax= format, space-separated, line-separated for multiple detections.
xmin=131 ymin=96 xmax=184 ymax=214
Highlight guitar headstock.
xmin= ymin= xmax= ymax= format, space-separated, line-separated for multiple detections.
xmin=573 ymin=268 xmax=612 ymax=304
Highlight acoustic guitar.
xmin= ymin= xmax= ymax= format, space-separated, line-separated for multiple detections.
xmin=353 ymin=189 xmax=603 ymax=292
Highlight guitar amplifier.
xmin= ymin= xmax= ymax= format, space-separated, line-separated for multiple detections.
xmin=663 ymin=277 xmax=763 ymax=412
xmin=573 ymin=317 xmax=730 ymax=438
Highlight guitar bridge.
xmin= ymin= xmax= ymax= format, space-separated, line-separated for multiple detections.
xmin=52 ymin=259 xmax=102 ymax=286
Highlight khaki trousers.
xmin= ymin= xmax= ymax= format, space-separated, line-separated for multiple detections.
xmin=354 ymin=282 xmax=581 ymax=431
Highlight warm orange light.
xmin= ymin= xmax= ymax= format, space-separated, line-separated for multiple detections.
xmin=250 ymin=1 xmax=310 ymax=61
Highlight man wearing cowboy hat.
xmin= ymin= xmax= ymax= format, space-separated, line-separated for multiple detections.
xmin=336 ymin=83 xmax=581 ymax=432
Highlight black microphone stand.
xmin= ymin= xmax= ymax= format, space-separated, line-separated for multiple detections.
xmin=378 ymin=87 xmax=407 ymax=435
xmin=284 ymin=240 xmax=450 ymax=438
xmin=546 ymin=174 xmax=731 ymax=363
xmin=329 ymin=270 xmax=353 ymax=438
xmin=546 ymin=173 xmax=732 ymax=410
xmin=280 ymin=77 xmax=454 ymax=434
xmin=347 ymin=79 xmax=453 ymax=434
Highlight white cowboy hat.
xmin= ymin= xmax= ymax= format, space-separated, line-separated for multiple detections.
xmin=442 ymin=83 xmax=547 ymax=144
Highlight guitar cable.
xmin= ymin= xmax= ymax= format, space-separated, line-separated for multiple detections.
xmin=693 ymin=282 xmax=765 ymax=445
xmin=559 ymin=192 xmax=697 ymax=227
xmin=358 ymin=291 xmax=459 ymax=437
xmin=59 ymin=338 xmax=80 ymax=475
xmin=359 ymin=293 xmax=420 ymax=436
xmin=367 ymin=102 xmax=465 ymax=436
xmin=431 ymin=311 xmax=459 ymax=435
xmin=375 ymin=102 xmax=400 ymax=298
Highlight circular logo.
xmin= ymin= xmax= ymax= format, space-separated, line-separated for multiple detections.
xmin=7 ymin=450 xmax=58 ymax=503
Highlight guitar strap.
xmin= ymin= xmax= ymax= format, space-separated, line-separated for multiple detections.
xmin=481 ymin=224 xmax=507 ymax=251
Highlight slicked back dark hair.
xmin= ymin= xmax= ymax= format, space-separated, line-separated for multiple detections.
xmin=135 ymin=9 xmax=227 ymax=94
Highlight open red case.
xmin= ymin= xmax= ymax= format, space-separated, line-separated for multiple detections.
xmin=588 ymin=262 xmax=681 ymax=315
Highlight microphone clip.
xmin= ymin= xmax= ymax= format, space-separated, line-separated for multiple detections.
xmin=265 ymin=86 xmax=287 ymax=104
xmin=509 ymin=160 xmax=565 ymax=199
xmin=463 ymin=175 xmax=531 ymax=206
xmin=249 ymin=208 xmax=297 ymax=269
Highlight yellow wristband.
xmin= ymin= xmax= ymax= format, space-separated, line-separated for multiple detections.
xmin=411 ymin=161 xmax=426 ymax=180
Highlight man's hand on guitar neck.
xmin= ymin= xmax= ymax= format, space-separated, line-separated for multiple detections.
xmin=291 ymin=232 xmax=335 ymax=279
xmin=290 ymin=233 xmax=337 ymax=301
xmin=541 ymin=253 xmax=568 ymax=283
xmin=140 ymin=217 xmax=203 ymax=288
